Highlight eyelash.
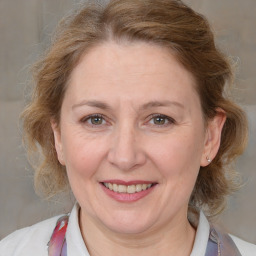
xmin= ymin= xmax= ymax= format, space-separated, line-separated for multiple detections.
xmin=80 ymin=114 xmax=175 ymax=128
xmin=147 ymin=114 xmax=176 ymax=127
xmin=81 ymin=114 xmax=106 ymax=127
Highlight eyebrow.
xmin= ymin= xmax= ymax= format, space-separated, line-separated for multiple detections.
xmin=72 ymin=100 xmax=111 ymax=110
xmin=139 ymin=100 xmax=184 ymax=111
xmin=72 ymin=100 xmax=184 ymax=111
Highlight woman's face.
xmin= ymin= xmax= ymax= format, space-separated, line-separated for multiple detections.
xmin=53 ymin=42 xmax=211 ymax=234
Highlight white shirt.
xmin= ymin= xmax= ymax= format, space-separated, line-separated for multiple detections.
xmin=0 ymin=204 xmax=255 ymax=256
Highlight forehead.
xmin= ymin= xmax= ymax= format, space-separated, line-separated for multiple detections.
xmin=72 ymin=42 xmax=195 ymax=80
xmin=66 ymin=41 xmax=199 ymax=108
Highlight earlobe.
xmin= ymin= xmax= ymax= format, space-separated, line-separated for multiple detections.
xmin=51 ymin=119 xmax=65 ymax=165
xmin=201 ymin=109 xmax=226 ymax=167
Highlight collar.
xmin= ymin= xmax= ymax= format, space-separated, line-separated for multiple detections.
xmin=66 ymin=204 xmax=211 ymax=256
xmin=66 ymin=203 xmax=90 ymax=255
xmin=65 ymin=204 xmax=240 ymax=256
xmin=190 ymin=211 xmax=210 ymax=256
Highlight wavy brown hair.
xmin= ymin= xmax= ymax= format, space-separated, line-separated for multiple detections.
xmin=22 ymin=0 xmax=248 ymax=217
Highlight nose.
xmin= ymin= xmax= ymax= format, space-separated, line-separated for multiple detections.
xmin=107 ymin=124 xmax=146 ymax=171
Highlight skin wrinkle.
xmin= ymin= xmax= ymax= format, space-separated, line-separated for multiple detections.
xmin=51 ymin=42 xmax=225 ymax=256
xmin=79 ymin=207 xmax=194 ymax=255
xmin=22 ymin=1 xmax=248 ymax=223
xmin=72 ymin=99 xmax=185 ymax=111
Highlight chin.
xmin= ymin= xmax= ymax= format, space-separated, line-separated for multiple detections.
xmin=98 ymin=211 xmax=157 ymax=235
xmin=107 ymin=222 xmax=153 ymax=235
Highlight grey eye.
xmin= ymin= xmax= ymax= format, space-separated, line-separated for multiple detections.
xmin=153 ymin=116 xmax=167 ymax=125
xmin=89 ymin=116 xmax=104 ymax=125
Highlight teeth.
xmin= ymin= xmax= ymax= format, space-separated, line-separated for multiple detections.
xmin=103 ymin=183 xmax=154 ymax=194
xmin=127 ymin=185 xmax=136 ymax=194
xmin=118 ymin=185 xmax=127 ymax=193
xmin=136 ymin=184 xmax=142 ymax=192
xmin=113 ymin=183 xmax=118 ymax=192
xmin=142 ymin=184 xmax=147 ymax=190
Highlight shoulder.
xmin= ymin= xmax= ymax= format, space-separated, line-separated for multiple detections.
xmin=0 ymin=215 xmax=62 ymax=256
xmin=230 ymin=235 xmax=256 ymax=256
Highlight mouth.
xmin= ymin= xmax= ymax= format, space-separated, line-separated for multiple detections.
xmin=101 ymin=182 xmax=157 ymax=194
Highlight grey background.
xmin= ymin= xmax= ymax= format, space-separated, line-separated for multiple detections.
xmin=0 ymin=0 xmax=255 ymax=243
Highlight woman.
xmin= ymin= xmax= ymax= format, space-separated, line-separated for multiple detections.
xmin=0 ymin=0 xmax=255 ymax=255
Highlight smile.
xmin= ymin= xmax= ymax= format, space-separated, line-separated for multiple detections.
xmin=103 ymin=183 xmax=153 ymax=194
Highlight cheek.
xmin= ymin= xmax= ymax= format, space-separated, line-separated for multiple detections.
xmin=61 ymin=129 xmax=108 ymax=179
xmin=147 ymin=132 xmax=204 ymax=181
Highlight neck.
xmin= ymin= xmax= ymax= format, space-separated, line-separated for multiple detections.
xmin=79 ymin=209 xmax=196 ymax=256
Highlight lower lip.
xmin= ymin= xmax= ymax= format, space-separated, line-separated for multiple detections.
xmin=100 ymin=183 xmax=156 ymax=202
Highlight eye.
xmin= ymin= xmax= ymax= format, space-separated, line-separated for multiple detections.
xmin=81 ymin=114 xmax=106 ymax=126
xmin=148 ymin=114 xmax=175 ymax=127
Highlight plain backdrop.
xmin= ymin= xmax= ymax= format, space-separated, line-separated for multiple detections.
xmin=0 ymin=0 xmax=255 ymax=243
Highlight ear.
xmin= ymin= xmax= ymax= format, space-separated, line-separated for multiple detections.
xmin=200 ymin=109 xmax=226 ymax=167
xmin=51 ymin=119 xmax=65 ymax=165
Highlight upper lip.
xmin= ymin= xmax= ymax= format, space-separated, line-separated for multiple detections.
xmin=100 ymin=180 xmax=157 ymax=185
